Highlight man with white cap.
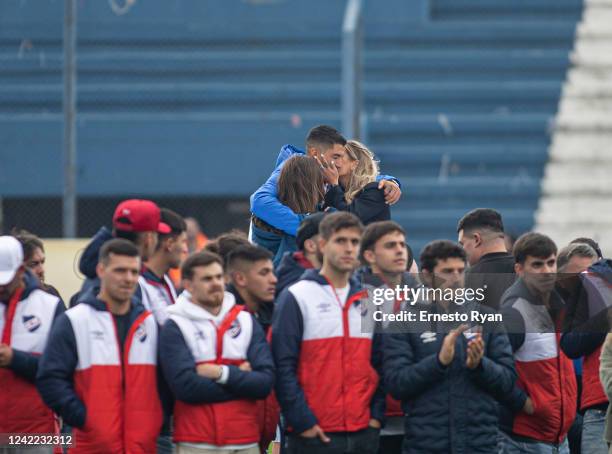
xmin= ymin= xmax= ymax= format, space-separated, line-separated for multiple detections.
xmin=0 ymin=236 xmax=65 ymax=451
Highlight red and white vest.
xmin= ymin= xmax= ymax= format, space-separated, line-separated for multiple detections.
xmin=0 ymin=287 xmax=60 ymax=433
xmin=66 ymin=303 xmax=162 ymax=454
xmin=169 ymin=292 xmax=260 ymax=446
xmin=138 ymin=274 xmax=177 ymax=325
xmin=289 ymin=278 xmax=378 ymax=433
xmin=510 ymin=298 xmax=577 ymax=444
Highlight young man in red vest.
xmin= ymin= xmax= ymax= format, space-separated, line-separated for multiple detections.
xmin=160 ymin=251 xmax=275 ymax=454
xmin=272 ymin=212 xmax=384 ymax=454
xmin=0 ymin=236 xmax=64 ymax=452
xmin=499 ymin=233 xmax=577 ymax=453
xmin=37 ymin=239 xmax=163 ymax=454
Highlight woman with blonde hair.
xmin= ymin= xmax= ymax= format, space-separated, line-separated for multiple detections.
xmin=317 ymin=139 xmax=391 ymax=225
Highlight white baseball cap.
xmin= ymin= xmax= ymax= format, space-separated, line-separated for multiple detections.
xmin=0 ymin=236 xmax=24 ymax=286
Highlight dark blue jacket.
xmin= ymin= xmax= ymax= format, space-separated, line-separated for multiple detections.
xmin=69 ymin=226 xmax=113 ymax=307
xmin=384 ymin=301 xmax=516 ymax=454
xmin=323 ymin=182 xmax=391 ymax=225
xmin=274 ymin=251 xmax=314 ymax=297
xmin=79 ymin=226 xmax=113 ymax=279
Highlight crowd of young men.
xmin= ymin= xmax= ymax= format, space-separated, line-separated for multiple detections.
xmin=0 ymin=198 xmax=610 ymax=454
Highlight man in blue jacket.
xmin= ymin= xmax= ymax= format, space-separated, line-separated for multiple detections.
xmin=383 ymin=240 xmax=516 ymax=454
xmin=249 ymin=125 xmax=401 ymax=255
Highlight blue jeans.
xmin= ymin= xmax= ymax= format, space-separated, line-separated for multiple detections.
xmin=581 ymin=408 xmax=608 ymax=454
xmin=498 ymin=431 xmax=569 ymax=454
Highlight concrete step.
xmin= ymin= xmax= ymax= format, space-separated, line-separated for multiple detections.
xmin=568 ymin=68 xmax=612 ymax=85
xmin=565 ymin=80 xmax=612 ymax=97
xmin=538 ymin=197 xmax=612 ymax=220
xmin=541 ymin=175 xmax=612 ymax=195
xmin=532 ymin=222 xmax=612 ymax=255
xmin=559 ymin=98 xmax=612 ymax=115
xmin=571 ymin=49 xmax=612 ymax=67
xmin=549 ymin=133 xmax=612 ymax=161
xmin=555 ymin=112 xmax=612 ymax=131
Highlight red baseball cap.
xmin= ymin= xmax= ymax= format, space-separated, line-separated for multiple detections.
xmin=113 ymin=199 xmax=171 ymax=234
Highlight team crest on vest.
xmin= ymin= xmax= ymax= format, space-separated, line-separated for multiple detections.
xmin=135 ymin=323 xmax=147 ymax=342
xmin=22 ymin=315 xmax=41 ymax=332
xmin=229 ymin=319 xmax=241 ymax=338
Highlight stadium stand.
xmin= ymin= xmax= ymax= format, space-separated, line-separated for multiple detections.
xmin=536 ymin=0 xmax=612 ymax=256
xmin=0 ymin=0 xmax=583 ymax=252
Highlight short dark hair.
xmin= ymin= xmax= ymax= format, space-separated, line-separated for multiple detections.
xmin=99 ymin=239 xmax=139 ymax=265
xmin=14 ymin=231 xmax=44 ymax=261
xmin=457 ymin=208 xmax=504 ymax=234
xmin=181 ymin=251 xmax=224 ymax=281
xmin=513 ymin=232 xmax=557 ymax=265
xmin=156 ymin=208 xmax=187 ymax=251
xmin=419 ymin=240 xmax=466 ymax=272
xmin=113 ymin=228 xmax=144 ymax=245
xmin=570 ymin=237 xmax=603 ymax=259
xmin=227 ymin=245 xmax=273 ymax=272
xmin=305 ymin=125 xmax=346 ymax=153
xmin=203 ymin=230 xmax=250 ymax=265
xmin=360 ymin=221 xmax=406 ymax=260
xmin=319 ymin=212 xmax=363 ymax=241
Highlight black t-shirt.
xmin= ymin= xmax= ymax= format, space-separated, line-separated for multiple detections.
xmin=466 ymin=252 xmax=517 ymax=310
xmin=113 ymin=312 xmax=131 ymax=354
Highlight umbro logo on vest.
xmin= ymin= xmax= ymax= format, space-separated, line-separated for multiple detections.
xmin=22 ymin=315 xmax=41 ymax=332
xmin=92 ymin=330 xmax=105 ymax=340
xmin=135 ymin=323 xmax=147 ymax=342
xmin=195 ymin=330 xmax=205 ymax=340
xmin=420 ymin=331 xmax=437 ymax=343
xmin=317 ymin=302 xmax=332 ymax=313
xmin=229 ymin=320 xmax=241 ymax=338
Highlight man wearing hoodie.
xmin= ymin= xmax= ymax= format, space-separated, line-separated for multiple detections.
xmin=140 ymin=208 xmax=187 ymax=325
xmin=249 ymin=125 xmax=401 ymax=257
xmin=37 ymin=239 xmax=164 ymax=454
xmin=71 ymin=199 xmax=171 ymax=307
xmin=275 ymin=213 xmax=325 ymax=297
xmin=160 ymin=251 xmax=275 ymax=453
xmin=0 ymin=236 xmax=65 ymax=452
xmin=272 ymin=212 xmax=384 ymax=454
